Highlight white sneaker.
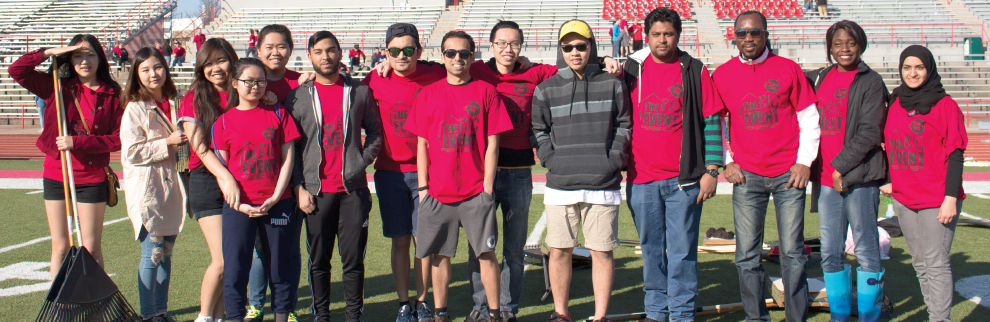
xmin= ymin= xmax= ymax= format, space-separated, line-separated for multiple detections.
xmin=194 ymin=315 xmax=213 ymax=322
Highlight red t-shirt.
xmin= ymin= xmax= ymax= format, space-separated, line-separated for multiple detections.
xmin=363 ymin=63 xmax=446 ymax=172
xmin=155 ymin=100 xmax=172 ymax=121
xmin=816 ymin=69 xmax=855 ymax=187
xmin=267 ymin=69 xmax=301 ymax=104
xmin=248 ymin=34 xmax=257 ymax=47
xmin=43 ymin=86 xmax=106 ymax=184
xmin=712 ymin=53 xmax=817 ymax=177
xmin=178 ymin=89 xmax=229 ymax=170
xmin=174 ymin=46 xmax=186 ymax=58
xmin=630 ymin=24 xmax=644 ymax=41
xmin=349 ymin=49 xmax=364 ymax=58
xmin=210 ymin=104 xmax=300 ymax=204
xmin=470 ymin=61 xmax=557 ymax=150
xmin=408 ymin=79 xmax=513 ymax=203
xmin=314 ymin=79 xmax=347 ymax=193
xmin=885 ymin=97 xmax=967 ymax=209
xmin=628 ymin=58 xmax=722 ymax=184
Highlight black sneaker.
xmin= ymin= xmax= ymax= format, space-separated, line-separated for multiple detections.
xmin=547 ymin=312 xmax=571 ymax=322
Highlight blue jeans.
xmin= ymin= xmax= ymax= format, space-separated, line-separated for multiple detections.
xmin=171 ymin=56 xmax=185 ymax=68
xmin=612 ymin=40 xmax=620 ymax=58
xmin=34 ymin=96 xmax=45 ymax=128
xmin=468 ymin=168 xmax=532 ymax=315
xmin=137 ymin=228 xmax=176 ymax=319
xmin=818 ymin=182 xmax=882 ymax=273
xmin=627 ymin=177 xmax=703 ymax=321
xmin=733 ymin=170 xmax=808 ymax=322
xmin=248 ymin=231 xmax=269 ymax=308
xmin=374 ymin=171 xmax=420 ymax=238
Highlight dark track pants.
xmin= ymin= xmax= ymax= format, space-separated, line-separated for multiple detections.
xmin=306 ymin=188 xmax=371 ymax=320
xmin=222 ymin=198 xmax=302 ymax=319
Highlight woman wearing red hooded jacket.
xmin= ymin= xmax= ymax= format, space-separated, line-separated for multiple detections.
xmin=7 ymin=34 xmax=123 ymax=278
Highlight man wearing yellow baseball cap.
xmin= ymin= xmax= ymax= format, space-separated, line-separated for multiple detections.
xmin=532 ymin=18 xmax=631 ymax=322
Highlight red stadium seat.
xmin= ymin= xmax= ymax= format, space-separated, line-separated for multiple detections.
xmin=761 ymin=7 xmax=771 ymax=16
xmin=603 ymin=11 xmax=612 ymax=19
xmin=772 ymin=7 xmax=783 ymax=17
xmin=681 ymin=7 xmax=692 ymax=18
xmin=638 ymin=11 xmax=647 ymax=18
xmin=726 ymin=26 xmax=736 ymax=40
xmin=728 ymin=8 xmax=739 ymax=17
xmin=717 ymin=8 xmax=727 ymax=18
xmin=793 ymin=7 xmax=804 ymax=17
xmin=783 ymin=7 xmax=793 ymax=17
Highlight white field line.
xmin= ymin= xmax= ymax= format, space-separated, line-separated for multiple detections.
xmin=0 ymin=217 xmax=129 ymax=254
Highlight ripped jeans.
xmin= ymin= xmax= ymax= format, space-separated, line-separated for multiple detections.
xmin=137 ymin=228 xmax=176 ymax=319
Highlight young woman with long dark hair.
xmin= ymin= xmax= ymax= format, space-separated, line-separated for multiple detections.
xmin=7 ymin=34 xmax=122 ymax=278
xmin=119 ymin=47 xmax=186 ymax=321
xmin=176 ymin=37 xmax=240 ymax=322
xmin=806 ymin=20 xmax=889 ymax=322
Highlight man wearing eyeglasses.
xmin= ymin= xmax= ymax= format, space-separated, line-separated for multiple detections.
xmin=362 ymin=23 xmax=448 ymax=322
xmin=283 ymin=30 xmax=384 ymax=322
xmin=711 ymin=11 xmax=819 ymax=322
xmin=532 ymin=19 xmax=631 ymax=322
xmin=409 ymin=30 xmax=513 ymax=322
xmin=620 ymin=7 xmax=724 ymax=322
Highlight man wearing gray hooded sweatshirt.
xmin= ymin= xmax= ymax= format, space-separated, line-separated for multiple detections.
xmin=531 ymin=19 xmax=631 ymax=322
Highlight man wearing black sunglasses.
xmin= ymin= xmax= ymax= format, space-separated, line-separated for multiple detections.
xmin=283 ymin=30 xmax=384 ymax=322
xmin=620 ymin=7 xmax=724 ymax=322
xmin=532 ymin=19 xmax=631 ymax=322
xmin=362 ymin=22 xmax=448 ymax=322
xmin=409 ymin=30 xmax=513 ymax=322
xmin=711 ymin=11 xmax=820 ymax=322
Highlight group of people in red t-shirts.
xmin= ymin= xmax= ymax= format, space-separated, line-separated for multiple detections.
xmin=11 ymin=7 xmax=967 ymax=322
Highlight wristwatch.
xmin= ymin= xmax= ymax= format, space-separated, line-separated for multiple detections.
xmin=706 ymin=168 xmax=720 ymax=178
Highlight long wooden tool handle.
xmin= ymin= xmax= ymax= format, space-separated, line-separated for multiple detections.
xmin=51 ymin=57 xmax=82 ymax=247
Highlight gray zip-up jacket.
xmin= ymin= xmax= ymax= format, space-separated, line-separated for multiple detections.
xmin=286 ymin=73 xmax=383 ymax=194
xmin=531 ymin=21 xmax=631 ymax=191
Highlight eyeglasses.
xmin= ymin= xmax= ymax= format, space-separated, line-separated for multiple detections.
xmin=734 ymin=28 xmax=766 ymax=39
xmin=442 ymin=49 xmax=474 ymax=59
xmin=561 ymin=43 xmax=589 ymax=53
xmin=388 ymin=46 xmax=417 ymax=58
xmin=493 ymin=41 xmax=522 ymax=50
xmin=237 ymin=79 xmax=267 ymax=88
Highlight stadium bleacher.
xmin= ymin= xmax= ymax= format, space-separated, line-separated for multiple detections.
xmin=0 ymin=0 xmax=988 ymax=127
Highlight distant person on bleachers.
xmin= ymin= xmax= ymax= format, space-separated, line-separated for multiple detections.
xmin=119 ymin=46 xmax=185 ymax=322
xmin=349 ymin=44 xmax=365 ymax=74
xmin=171 ymin=41 xmax=186 ymax=69
xmin=621 ymin=7 xmax=724 ymax=321
xmin=610 ymin=20 xmax=621 ymax=58
xmin=712 ymin=11 xmax=819 ymax=322
xmin=8 ymin=34 xmax=123 ymax=281
xmin=805 ymin=20 xmax=889 ymax=322
xmin=284 ymin=29 xmax=384 ymax=322
xmin=629 ymin=19 xmax=644 ymax=52
xmin=370 ymin=47 xmax=385 ymax=68
xmin=804 ymin=0 xmax=815 ymax=12
xmin=533 ymin=19 xmax=630 ymax=322
xmin=246 ymin=29 xmax=259 ymax=58
xmin=817 ymin=0 xmax=828 ymax=18
xmin=194 ymin=31 xmax=206 ymax=51
xmin=162 ymin=40 xmax=173 ymax=67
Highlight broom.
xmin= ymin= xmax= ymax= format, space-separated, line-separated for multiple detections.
xmin=36 ymin=56 xmax=141 ymax=322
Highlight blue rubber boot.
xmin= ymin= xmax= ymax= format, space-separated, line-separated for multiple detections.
xmin=824 ymin=264 xmax=852 ymax=322
xmin=857 ymin=268 xmax=885 ymax=322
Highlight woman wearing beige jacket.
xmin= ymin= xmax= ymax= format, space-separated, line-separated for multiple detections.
xmin=120 ymin=47 xmax=186 ymax=321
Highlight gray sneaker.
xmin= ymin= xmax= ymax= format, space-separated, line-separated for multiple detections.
xmin=415 ymin=302 xmax=433 ymax=322
xmin=396 ymin=303 xmax=416 ymax=322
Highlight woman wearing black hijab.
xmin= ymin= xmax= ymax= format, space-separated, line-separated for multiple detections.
xmin=881 ymin=45 xmax=967 ymax=322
